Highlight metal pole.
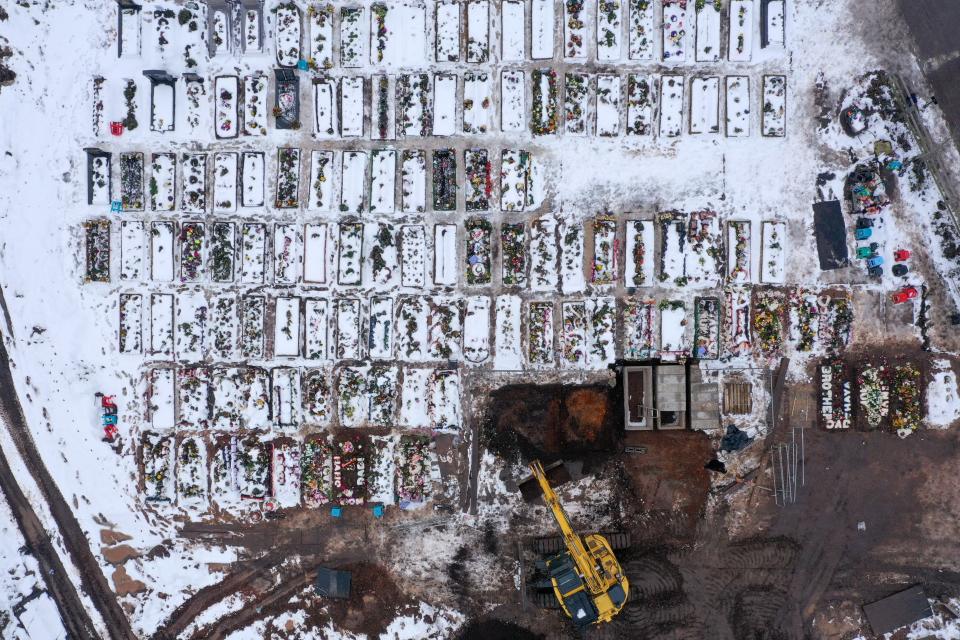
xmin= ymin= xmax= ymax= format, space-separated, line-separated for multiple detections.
xmin=792 ymin=429 xmax=798 ymax=502
xmin=771 ymin=447 xmax=780 ymax=506
xmin=801 ymin=425 xmax=806 ymax=487
xmin=778 ymin=444 xmax=787 ymax=505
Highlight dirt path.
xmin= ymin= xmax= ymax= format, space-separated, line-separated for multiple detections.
xmin=0 ymin=292 xmax=136 ymax=639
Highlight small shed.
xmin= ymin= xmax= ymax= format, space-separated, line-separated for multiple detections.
xmin=315 ymin=568 xmax=352 ymax=599
xmin=863 ymin=585 xmax=933 ymax=637
xmin=656 ymin=366 xmax=686 ymax=430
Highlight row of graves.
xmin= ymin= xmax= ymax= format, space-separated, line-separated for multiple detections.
xmin=141 ymin=430 xmax=435 ymax=510
xmin=117 ymin=0 xmax=787 ymax=68
xmin=819 ymin=359 xmax=923 ymax=438
xmin=92 ymin=68 xmax=786 ymax=141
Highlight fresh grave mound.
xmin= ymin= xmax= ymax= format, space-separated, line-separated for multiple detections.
xmin=483 ymin=384 xmax=619 ymax=463
xmin=457 ymin=620 xmax=545 ymax=640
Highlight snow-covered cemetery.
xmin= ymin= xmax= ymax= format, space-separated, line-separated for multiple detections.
xmin=5 ymin=0 xmax=960 ymax=638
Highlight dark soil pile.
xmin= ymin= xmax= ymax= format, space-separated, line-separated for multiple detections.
xmin=457 ymin=620 xmax=545 ymax=640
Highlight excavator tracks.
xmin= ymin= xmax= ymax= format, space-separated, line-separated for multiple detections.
xmin=532 ymin=531 xmax=631 ymax=555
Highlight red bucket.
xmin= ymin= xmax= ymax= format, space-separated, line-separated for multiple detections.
xmin=109 ymin=121 xmax=124 ymax=136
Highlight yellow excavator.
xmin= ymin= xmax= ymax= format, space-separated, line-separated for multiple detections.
xmin=527 ymin=460 xmax=629 ymax=628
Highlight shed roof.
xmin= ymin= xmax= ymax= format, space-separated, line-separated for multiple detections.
xmin=863 ymin=585 xmax=932 ymax=636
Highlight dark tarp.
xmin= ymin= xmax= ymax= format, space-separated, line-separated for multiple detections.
xmin=315 ymin=568 xmax=352 ymax=599
xmin=720 ymin=425 xmax=753 ymax=453
xmin=863 ymin=585 xmax=932 ymax=636
xmin=812 ymin=200 xmax=849 ymax=270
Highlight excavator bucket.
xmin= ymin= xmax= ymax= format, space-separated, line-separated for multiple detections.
xmin=519 ymin=461 xmax=572 ymax=502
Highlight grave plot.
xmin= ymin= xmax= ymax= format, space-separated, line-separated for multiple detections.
xmin=210 ymin=295 xmax=238 ymax=360
xmin=433 ymin=150 xmax=457 ymax=211
xmin=273 ymin=224 xmax=301 ymax=285
xmin=466 ymin=0 xmax=490 ymax=62
xmin=530 ymin=218 xmax=559 ymax=291
xmin=753 ymin=289 xmax=787 ymax=356
xmin=243 ymin=369 xmax=272 ymax=428
xmin=150 ymin=293 xmax=174 ymax=357
xmin=598 ymin=0 xmax=622 ymax=60
xmin=214 ymin=75 xmax=239 ymax=139
xmin=210 ymin=222 xmax=236 ymax=283
xmin=819 ymin=360 xmax=852 ymax=430
xmin=341 ymin=151 xmax=367 ymax=214
xmin=335 ymin=298 xmax=362 ymax=360
xmin=429 ymin=370 xmax=461 ymax=431
xmin=628 ymin=0 xmax=655 ymax=59
xmin=560 ymin=221 xmax=586 ymax=294
xmin=275 ymin=148 xmax=301 ymax=209
xmin=337 ymin=366 xmax=368 ymax=426
xmin=434 ymin=224 xmax=458 ymax=285
xmin=176 ymin=292 xmax=208 ymax=361
xmin=531 ymin=0 xmax=555 ymax=59
xmin=178 ymin=367 xmax=211 ymax=429
xmin=236 ymin=435 xmax=271 ymax=499
xmin=337 ymin=222 xmax=364 ymax=286
xmin=662 ymin=0 xmax=689 ymax=61
xmin=435 ymin=1 xmax=460 ymax=61
xmin=762 ymin=75 xmax=787 ymax=137
xmin=858 ymin=365 xmax=891 ymax=430
xmin=528 ymin=301 xmax=556 ymax=367
xmin=340 ymin=7 xmax=366 ymax=67
xmin=502 ymin=0 xmax=525 ymax=60
xmin=88 ymin=153 xmax=111 ymax=206
xmin=728 ymin=0 xmax=753 ymax=62
xmin=240 ymin=152 xmax=265 ymax=208
xmin=531 ymin=69 xmax=560 ymax=135
xmin=271 ymin=441 xmax=301 ymax=509
xmin=695 ymin=1 xmax=721 ymax=61
xmin=303 ymin=224 xmax=330 ymax=285
xmin=176 ymin=437 xmax=207 ymax=507
xmin=307 ymin=151 xmax=334 ymax=211
xmin=241 ymin=296 xmax=266 ymax=359
xmin=181 ymin=154 xmax=206 ymax=214
xmin=689 ymin=76 xmax=720 ymax=134
xmin=148 ymin=79 xmax=175 ymax=134
xmin=150 ymin=221 xmax=175 ymax=282
xmin=270 ymin=367 xmax=301 ymax=429
xmin=432 ymin=73 xmax=457 ymax=136
xmin=370 ymin=149 xmax=397 ymax=213
xmin=303 ymin=369 xmax=332 ymax=424
xmin=624 ymin=299 xmax=655 ymax=358
xmin=463 ymin=72 xmax=492 ymax=134
xmin=84 ymin=220 xmax=110 ymax=283
xmin=626 ymin=75 xmax=654 ymax=135
xmin=302 ymin=437 xmax=334 ymax=507
xmin=596 ymin=75 xmax=622 ymax=136
xmin=340 ymin=77 xmax=365 ymax=137
xmin=685 ymin=210 xmax=722 ymax=287
xmin=179 ymin=222 xmax=205 ymax=283
xmin=724 ymin=287 xmax=752 ymax=356
xmin=120 ymin=221 xmax=144 ymax=281
xmin=368 ymin=366 xmax=398 ymax=425
xmin=790 ymin=288 xmax=821 ymax=353
xmin=399 ymin=368 xmax=430 ymax=427
xmin=240 ymin=223 xmax=266 ymax=284
xmin=500 ymin=149 xmax=531 ymax=211
xmin=891 ymin=364 xmax=922 ymax=437
xmin=209 ymin=437 xmax=238 ymax=506
xmin=766 ymin=0 xmax=785 ymax=46
xmin=368 ymin=297 xmax=394 ymax=359
xmin=659 ymin=212 xmax=686 ymax=284
xmin=565 ymin=73 xmax=590 ymax=135
xmin=274 ymin=297 xmax=301 ymax=357
xmin=725 ymin=76 xmax=750 ymax=137
xmin=397 ymin=74 xmax=432 ymax=137
xmin=760 ymin=221 xmax=786 ymax=284
xmin=245 ymin=7 xmax=263 ymax=53
xmin=465 ymin=218 xmax=492 ymax=285
xmin=396 ymin=296 xmax=429 ymax=361
xmin=565 ymin=0 xmax=587 ymax=59
xmin=494 ymin=295 xmax=523 ymax=370
xmin=727 ymin=220 xmax=751 ymax=283
xmin=819 ymin=293 xmax=853 ymax=354
xmin=502 ymin=70 xmax=526 ymax=132
xmin=465 ymin=149 xmax=492 ymax=212
xmin=561 ymin=302 xmax=588 ymax=368
xmin=150 ymin=368 xmax=175 ymax=430
xmin=304 ymin=299 xmax=330 ymax=360
xmin=372 ymin=75 xmax=395 ymax=140
xmin=119 ymin=294 xmax=143 ymax=354
xmin=150 ymin=153 xmax=176 ymax=211
xmin=659 ymin=75 xmax=684 ymax=137
xmin=210 ymin=368 xmax=242 ymax=430
xmin=120 ymin=153 xmax=144 ymax=212
xmin=625 ymin=219 xmax=655 ymax=287
xmin=428 ymin=297 xmax=464 ymax=360
xmin=400 ymin=225 xmax=426 ymax=287
xmin=183 ymin=76 xmax=205 ymax=133
xmin=313 ymin=78 xmax=337 ymax=138
xmin=395 ymin=436 xmax=431 ymax=504
xmin=659 ymin=301 xmax=687 ymax=359
xmin=333 ymin=437 xmax=368 ymax=505
xmin=693 ymin=297 xmax=721 ymax=359
xmin=463 ymin=296 xmax=491 ymax=364
xmin=587 ymin=297 xmax=616 ymax=367
xmin=371 ymin=2 xmax=426 ymax=65
xmin=213 ymin=153 xmax=238 ymax=213
xmin=364 ymin=222 xmax=399 ymax=286
xmin=591 ymin=217 xmax=618 ymax=285
xmin=400 ymin=150 xmax=426 ymax=213
xmin=368 ymin=435 xmax=397 ymax=505
xmin=274 ymin=3 xmax=302 ymax=67
xmin=142 ymin=433 xmax=174 ymax=502
xmin=308 ymin=4 xmax=334 ymax=70
xmin=501 ymin=223 xmax=527 ymax=286
xmin=119 ymin=4 xmax=141 ymax=57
